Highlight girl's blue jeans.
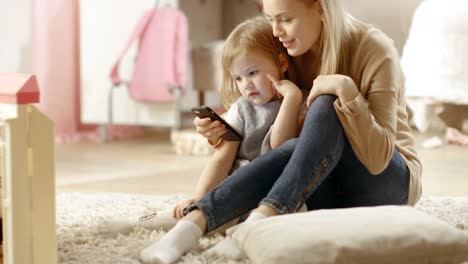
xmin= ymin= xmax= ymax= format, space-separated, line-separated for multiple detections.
xmin=185 ymin=95 xmax=410 ymax=232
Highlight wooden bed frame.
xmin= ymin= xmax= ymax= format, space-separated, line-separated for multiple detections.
xmin=0 ymin=73 xmax=56 ymax=263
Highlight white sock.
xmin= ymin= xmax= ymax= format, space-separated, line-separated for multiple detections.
xmin=99 ymin=209 xmax=177 ymax=236
xmin=207 ymin=212 xmax=266 ymax=260
xmin=224 ymin=211 xmax=266 ymax=237
xmin=245 ymin=211 xmax=266 ymax=223
xmin=139 ymin=220 xmax=202 ymax=264
xmin=297 ymin=203 xmax=308 ymax=213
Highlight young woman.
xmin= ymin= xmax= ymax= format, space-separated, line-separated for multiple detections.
xmin=140 ymin=0 xmax=422 ymax=263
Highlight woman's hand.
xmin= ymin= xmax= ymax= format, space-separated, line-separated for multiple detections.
xmin=194 ymin=116 xmax=227 ymax=145
xmin=306 ymin=74 xmax=359 ymax=108
xmin=267 ymin=74 xmax=302 ymax=100
xmin=173 ymin=197 xmax=199 ymax=220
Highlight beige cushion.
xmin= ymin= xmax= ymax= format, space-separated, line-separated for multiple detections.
xmin=231 ymin=206 xmax=468 ymax=264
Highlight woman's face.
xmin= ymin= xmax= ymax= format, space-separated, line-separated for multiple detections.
xmin=229 ymin=49 xmax=280 ymax=106
xmin=263 ymin=0 xmax=322 ymax=57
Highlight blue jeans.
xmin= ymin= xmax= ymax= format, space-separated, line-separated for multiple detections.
xmin=185 ymin=95 xmax=410 ymax=232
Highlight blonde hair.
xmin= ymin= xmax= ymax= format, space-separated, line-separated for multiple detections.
xmin=220 ymin=16 xmax=297 ymax=109
xmin=303 ymin=0 xmax=363 ymax=75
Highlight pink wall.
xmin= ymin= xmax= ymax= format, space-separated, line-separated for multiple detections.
xmin=33 ymin=0 xmax=143 ymax=142
xmin=33 ymin=0 xmax=84 ymax=138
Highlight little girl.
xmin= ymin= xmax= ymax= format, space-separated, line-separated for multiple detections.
xmin=138 ymin=16 xmax=308 ymax=263
xmin=101 ymin=16 xmax=304 ymax=243
xmin=172 ymin=15 xmax=304 ymax=220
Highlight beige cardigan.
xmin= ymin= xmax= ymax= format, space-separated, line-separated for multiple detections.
xmin=333 ymin=23 xmax=422 ymax=205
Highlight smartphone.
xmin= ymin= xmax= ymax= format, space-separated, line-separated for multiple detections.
xmin=191 ymin=106 xmax=243 ymax=142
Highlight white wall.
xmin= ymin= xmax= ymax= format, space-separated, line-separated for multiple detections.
xmin=343 ymin=0 xmax=422 ymax=54
xmin=80 ymin=0 xmax=233 ymax=127
xmin=80 ymin=0 xmax=199 ymax=128
xmin=0 ymin=0 xmax=421 ymax=74
xmin=0 ymin=0 xmax=33 ymax=73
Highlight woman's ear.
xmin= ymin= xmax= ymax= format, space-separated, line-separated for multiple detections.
xmin=314 ymin=0 xmax=323 ymax=17
xmin=278 ymin=53 xmax=289 ymax=73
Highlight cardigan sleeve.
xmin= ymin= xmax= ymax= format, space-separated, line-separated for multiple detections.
xmin=334 ymin=31 xmax=401 ymax=175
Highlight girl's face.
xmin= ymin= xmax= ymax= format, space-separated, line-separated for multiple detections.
xmin=229 ymin=49 xmax=280 ymax=106
xmin=263 ymin=0 xmax=322 ymax=56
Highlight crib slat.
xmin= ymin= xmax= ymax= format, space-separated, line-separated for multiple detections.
xmin=2 ymin=105 xmax=32 ymax=263
xmin=0 ymin=73 xmax=56 ymax=263
xmin=28 ymin=105 xmax=56 ymax=263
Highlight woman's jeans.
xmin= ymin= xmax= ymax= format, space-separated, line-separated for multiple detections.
xmin=185 ymin=95 xmax=410 ymax=232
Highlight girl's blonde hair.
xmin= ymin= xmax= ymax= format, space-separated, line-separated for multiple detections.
xmin=303 ymin=0 xmax=363 ymax=75
xmin=220 ymin=16 xmax=297 ymax=109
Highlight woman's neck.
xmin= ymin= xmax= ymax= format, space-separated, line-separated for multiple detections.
xmin=293 ymin=49 xmax=321 ymax=90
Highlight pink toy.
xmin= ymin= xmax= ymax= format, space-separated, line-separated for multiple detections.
xmin=109 ymin=7 xmax=188 ymax=102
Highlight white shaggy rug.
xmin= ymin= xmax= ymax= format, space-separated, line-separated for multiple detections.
xmin=56 ymin=192 xmax=468 ymax=263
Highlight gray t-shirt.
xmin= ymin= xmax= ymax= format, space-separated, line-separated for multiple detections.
xmin=224 ymin=96 xmax=281 ymax=171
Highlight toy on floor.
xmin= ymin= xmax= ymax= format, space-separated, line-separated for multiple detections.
xmin=0 ymin=73 xmax=56 ymax=263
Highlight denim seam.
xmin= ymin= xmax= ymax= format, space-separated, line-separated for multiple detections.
xmin=293 ymin=158 xmax=330 ymax=211
xmin=259 ymin=158 xmax=331 ymax=214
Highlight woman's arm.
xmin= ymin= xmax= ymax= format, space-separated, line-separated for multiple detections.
xmin=332 ymin=64 xmax=398 ymax=175
xmin=306 ymin=33 xmax=401 ymax=175
xmin=268 ymin=75 xmax=303 ymax=149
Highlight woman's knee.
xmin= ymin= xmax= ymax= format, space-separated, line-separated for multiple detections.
xmin=303 ymin=95 xmax=341 ymax=132
xmin=309 ymin=95 xmax=337 ymax=111
xmin=306 ymin=95 xmax=338 ymax=120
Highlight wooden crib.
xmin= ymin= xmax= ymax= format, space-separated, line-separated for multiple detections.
xmin=0 ymin=73 xmax=56 ymax=263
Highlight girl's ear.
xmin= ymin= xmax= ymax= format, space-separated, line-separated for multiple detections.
xmin=278 ymin=53 xmax=289 ymax=73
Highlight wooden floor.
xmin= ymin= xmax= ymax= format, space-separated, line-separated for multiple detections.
xmin=55 ymin=130 xmax=207 ymax=195
xmin=56 ymin=130 xmax=468 ymax=197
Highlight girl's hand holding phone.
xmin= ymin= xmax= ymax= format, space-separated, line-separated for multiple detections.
xmin=194 ymin=116 xmax=226 ymax=144
xmin=192 ymin=106 xmax=242 ymax=142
